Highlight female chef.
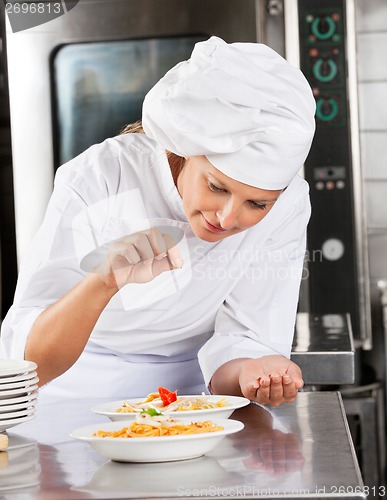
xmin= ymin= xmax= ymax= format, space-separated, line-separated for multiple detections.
xmin=0 ymin=36 xmax=315 ymax=406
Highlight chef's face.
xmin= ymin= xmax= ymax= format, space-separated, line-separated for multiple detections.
xmin=177 ymin=156 xmax=282 ymax=242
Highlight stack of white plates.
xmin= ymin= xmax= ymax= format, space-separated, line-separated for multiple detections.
xmin=0 ymin=359 xmax=38 ymax=432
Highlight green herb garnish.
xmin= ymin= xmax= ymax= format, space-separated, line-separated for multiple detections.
xmin=141 ymin=408 xmax=162 ymax=416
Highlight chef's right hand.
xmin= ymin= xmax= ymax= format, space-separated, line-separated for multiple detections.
xmin=97 ymin=228 xmax=183 ymax=289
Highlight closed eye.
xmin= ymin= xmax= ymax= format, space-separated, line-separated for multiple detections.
xmin=208 ymin=181 xmax=226 ymax=193
xmin=249 ymin=201 xmax=268 ymax=211
xmin=250 ymin=198 xmax=278 ymax=210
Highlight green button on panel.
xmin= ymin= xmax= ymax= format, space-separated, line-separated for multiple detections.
xmin=316 ymin=98 xmax=339 ymax=121
xmin=311 ymin=15 xmax=336 ymax=40
xmin=313 ymin=59 xmax=338 ymax=82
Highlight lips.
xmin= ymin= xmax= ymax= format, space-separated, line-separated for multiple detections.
xmin=201 ymin=214 xmax=226 ymax=233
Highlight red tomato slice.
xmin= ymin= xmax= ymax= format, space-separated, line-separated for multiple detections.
xmin=158 ymin=386 xmax=178 ymax=406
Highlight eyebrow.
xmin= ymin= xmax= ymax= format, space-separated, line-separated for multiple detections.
xmin=207 ymin=174 xmax=281 ymax=204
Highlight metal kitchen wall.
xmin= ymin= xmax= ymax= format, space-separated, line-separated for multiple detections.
xmin=355 ymin=0 xmax=387 ymax=387
xmin=353 ymin=0 xmax=387 ymax=483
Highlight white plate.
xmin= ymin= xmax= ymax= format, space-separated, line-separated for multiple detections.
xmin=91 ymin=395 xmax=250 ymax=422
xmin=0 ymin=398 xmax=38 ymax=413
xmin=0 ymin=407 xmax=36 ymax=421
xmin=0 ymin=359 xmax=37 ymax=378
xmin=71 ymin=418 xmax=244 ymax=463
xmin=0 ymin=384 xmax=38 ymax=400
xmin=0 ymin=413 xmax=36 ymax=432
xmin=0 ymin=391 xmax=39 ymax=406
xmin=0 ymin=371 xmax=37 ymax=385
xmin=0 ymin=376 xmax=39 ymax=391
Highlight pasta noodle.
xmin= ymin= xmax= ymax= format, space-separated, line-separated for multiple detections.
xmin=115 ymin=393 xmax=228 ymax=414
xmin=93 ymin=414 xmax=224 ymax=439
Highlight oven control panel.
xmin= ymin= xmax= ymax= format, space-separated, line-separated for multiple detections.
xmin=298 ymin=0 xmax=360 ymax=338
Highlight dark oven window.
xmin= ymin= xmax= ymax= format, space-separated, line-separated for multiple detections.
xmin=52 ymin=35 xmax=206 ymax=168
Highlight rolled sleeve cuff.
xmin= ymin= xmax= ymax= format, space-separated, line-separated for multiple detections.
xmin=0 ymin=307 xmax=45 ymax=360
xmin=197 ymin=335 xmax=288 ymax=389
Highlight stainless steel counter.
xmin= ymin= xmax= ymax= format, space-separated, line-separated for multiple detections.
xmin=0 ymin=392 xmax=367 ymax=499
xmin=291 ymin=313 xmax=355 ymax=385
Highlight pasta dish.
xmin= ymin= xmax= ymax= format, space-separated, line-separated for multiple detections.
xmin=92 ymin=413 xmax=224 ymax=438
xmin=115 ymin=387 xmax=228 ymax=414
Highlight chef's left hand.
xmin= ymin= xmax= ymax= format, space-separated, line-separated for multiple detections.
xmin=239 ymin=355 xmax=304 ymax=406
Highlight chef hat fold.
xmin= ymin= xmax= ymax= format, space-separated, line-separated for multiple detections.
xmin=142 ymin=36 xmax=316 ymax=190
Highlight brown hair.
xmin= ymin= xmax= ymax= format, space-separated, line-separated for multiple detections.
xmin=120 ymin=120 xmax=185 ymax=185
xmin=119 ymin=120 xmax=145 ymax=135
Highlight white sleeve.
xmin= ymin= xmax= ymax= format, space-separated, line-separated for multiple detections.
xmin=198 ymin=188 xmax=311 ymax=387
xmin=0 ymin=155 xmax=108 ymax=360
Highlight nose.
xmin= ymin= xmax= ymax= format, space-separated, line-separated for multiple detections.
xmin=216 ymin=198 xmax=240 ymax=230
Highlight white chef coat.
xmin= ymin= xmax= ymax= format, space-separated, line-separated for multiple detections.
xmin=0 ymin=134 xmax=311 ymax=401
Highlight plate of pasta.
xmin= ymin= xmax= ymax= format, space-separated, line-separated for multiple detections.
xmin=91 ymin=387 xmax=249 ymax=421
xmin=70 ymin=412 xmax=244 ymax=462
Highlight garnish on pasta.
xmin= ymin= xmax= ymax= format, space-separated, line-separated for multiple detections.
xmin=115 ymin=387 xmax=228 ymax=414
xmin=92 ymin=413 xmax=224 ymax=438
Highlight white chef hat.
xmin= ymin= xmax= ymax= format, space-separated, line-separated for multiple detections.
xmin=142 ymin=36 xmax=316 ymax=190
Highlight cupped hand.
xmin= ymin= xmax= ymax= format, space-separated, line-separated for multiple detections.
xmin=239 ymin=355 xmax=304 ymax=406
xmin=97 ymin=227 xmax=183 ymax=289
